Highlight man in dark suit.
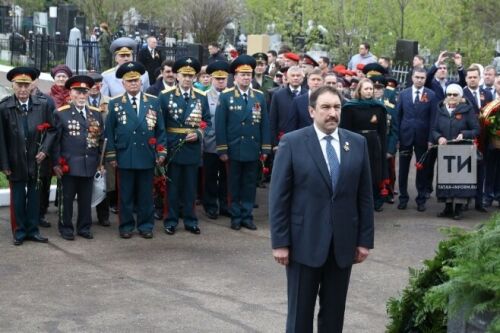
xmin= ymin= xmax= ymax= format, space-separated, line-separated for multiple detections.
xmin=269 ymin=66 xmax=307 ymax=148
xmin=425 ymin=51 xmax=466 ymax=102
xmin=105 ymin=62 xmax=167 ymax=239
xmin=397 ymin=67 xmax=438 ymax=212
xmin=269 ymin=85 xmax=374 ymax=332
xmin=293 ymin=68 xmax=324 ymax=129
xmin=462 ymin=66 xmax=493 ymax=212
xmin=146 ymin=60 xmax=175 ymax=97
xmin=52 ymin=75 xmax=104 ymax=240
xmin=137 ymin=36 xmax=162 ymax=85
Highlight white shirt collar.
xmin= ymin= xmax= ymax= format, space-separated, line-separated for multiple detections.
xmin=180 ymin=88 xmax=191 ymax=96
xmin=128 ymin=92 xmax=140 ymax=101
xmin=313 ymin=123 xmax=339 ymax=142
xmin=290 ymin=86 xmax=301 ymax=94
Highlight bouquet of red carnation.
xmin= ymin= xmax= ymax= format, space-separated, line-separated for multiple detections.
xmin=379 ymin=179 xmax=390 ymax=197
xmin=35 ymin=122 xmax=51 ymax=190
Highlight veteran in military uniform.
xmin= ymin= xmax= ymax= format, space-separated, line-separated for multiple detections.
xmin=215 ymin=55 xmax=271 ymax=230
xmin=101 ymin=37 xmax=150 ymax=98
xmin=105 ymin=62 xmax=167 ymax=239
xmin=52 ymin=75 xmax=104 ymax=240
xmin=203 ymin=60 xmax=230 ymax=219
xmin=159 ymin=57 xmax=211 ymax=235
xmin=0 ymin=67 xmax=56 ymax=245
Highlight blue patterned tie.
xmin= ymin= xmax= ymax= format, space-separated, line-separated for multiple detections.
xmin=324 ymin=136 xmax=340 ymax=190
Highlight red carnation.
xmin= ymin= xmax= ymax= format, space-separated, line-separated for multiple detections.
xmin=473 ymin=138 xmax=478 ymax=147
xmin=415 ymin=162 xmax=424 ymax=170
xmin=148 ymin=137 xmax=157 ymax=145
xmin=61 ymin=164 xmax=70 ymax=174
xmin=37 ymin=122 xmax=51 ymax=131
xmin=259 ymin=155 xmax=266 ymax=162
xmin=483 ymin=118 xmax=491 ymax=126
xmin=380 ymin=188 xmax=389 ymax=197
xmin=58 ymin=157 xmax=67 ymax=166
xmin=199 ymin=121 xmax=207 ymax=130
xmin=156 ymin=144 xmax=165 ymax=152
xmin=262 ymin=167 xmax=270 ymax=175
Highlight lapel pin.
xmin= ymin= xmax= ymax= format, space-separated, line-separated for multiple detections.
xmin=344 ymin=141 xmax=350 ymax=151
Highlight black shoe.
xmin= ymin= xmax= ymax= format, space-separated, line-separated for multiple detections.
xmin=230 ymin=223 xmax=241 ymax=230
xmin=185 ymin=225 xmax=201 ymax=235
xmin=453 ymin=204 xmax=463 ymax=220
xmin=28 ymin=234 xmax=48 ymax=243
xmin=417 ymin=203 xmax=426 ymax=212
xmin=110 ymin=206 xmax=119 ymax=214
xmin=77 ymin=232 xmax=94 ymax=239
xmin=154 ymin=211 xmax=163 ymax=220
xmin=97 ymin=220 xmax=111 ymax=227
xmin=61 ymin=233 xmax=75 ymax=241
xmin=438 ymin=203 xmax=453 ymax=218
xmin=397 ymin=202 xmax=407 ymax=210
xmin=119 ymin=232 xmax=132 ymax=239
xmin=139 ymin=231 xmax=153 ymax=239
xmin=39 ymin=218 xmax=51 ymax=228
xmin=374 ymin=206 xmax=384 ymax=212
xmin=241 ymin=221 xmax=257 ymax=230
xmin=164 ymin=226 xmax=176 ymax=235
xmin=205 ymin=210 xmax=218 ymax=219
xmin=475 ymin=205 xmax=488 ymax=213
xmin=13 ymin=238 xmax=23 ymax=246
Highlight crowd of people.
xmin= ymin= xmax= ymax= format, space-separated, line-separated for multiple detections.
xmin=1 ymin=35 xmax=500 ymax=247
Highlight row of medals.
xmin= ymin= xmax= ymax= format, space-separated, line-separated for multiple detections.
xmin=168 ymin=97 xmax=202 ymax=127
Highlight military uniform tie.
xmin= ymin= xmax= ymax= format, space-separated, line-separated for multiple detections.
xmin=183 ymin=92 xmax=189 ymax=103
xmin=324 ymin=135 xmax=340 ymax=190
xmin=242 ymin=93 xmax=248 ymax=104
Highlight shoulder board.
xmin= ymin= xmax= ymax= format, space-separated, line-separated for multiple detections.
xmin=386 ymin=87 xmax=395 ymax=91
xmin=102 ymin=67 xmax=116 ymax=74
xmin=223 ymin=87 xmax=235 ymax=93
xmin=110 ymin=94 xmax=124 ymax=102
xmin=252 ymin=88 xmax=264 ymax=94
xmin=88 ymin=106 xmax=101 ymax=112
xmin=160 ymin=86 xmax=176 ymax=95
xmin=193 ymin=88 xmax=207 ymax=96
xmin=144 ymin=93 xmax=157 ymax=99
xmin=57 ymin=105 xmax=71 ymax=112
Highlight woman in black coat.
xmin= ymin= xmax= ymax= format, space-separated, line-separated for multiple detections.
xmin=340 ymin=78 xmax=388 ymax=211
xmin=431 ymin=84 xmax=480 ymax=219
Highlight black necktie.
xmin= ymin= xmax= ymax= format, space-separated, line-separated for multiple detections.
xmin=79 ymin=108 xmax=86 ymax=120
xmin=414 ymin=90 xmax=420 ymax=104
xmin=242 ymin=93 xmax=248 ymax=103
xmin=92 ymin=98 xmax=98 ymax=107
xmin=473 ymin=91 xmax=479 ymax=108
xmin=132 ymin=96 xmax=137 ymax=109
xmin=183 ymin=92 xmax=189 ymax=103
xmin=292 ymin=89 xmax=298 ymax=97
xmin=21 ymin=104 xmax=28 ymax=139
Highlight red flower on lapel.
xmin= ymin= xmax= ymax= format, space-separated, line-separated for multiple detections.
xmin=420 ymin=92 xmax=429 ymax=103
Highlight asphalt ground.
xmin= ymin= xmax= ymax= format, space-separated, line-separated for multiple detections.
xmin=0 ymin=67 xmax=493 ymax=332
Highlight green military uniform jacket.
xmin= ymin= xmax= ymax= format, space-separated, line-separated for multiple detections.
xmin=215 ymin=87 xmax=271 ymax=161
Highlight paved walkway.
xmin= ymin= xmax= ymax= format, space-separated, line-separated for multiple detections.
xmin=0 ymin=185 xmax=492 ymax=332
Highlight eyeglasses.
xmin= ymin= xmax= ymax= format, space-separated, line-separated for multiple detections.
xmin=446 ymin=93 xmax=459 ymax=97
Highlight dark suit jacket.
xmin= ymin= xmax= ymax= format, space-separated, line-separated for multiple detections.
xmin=137 ymin=47 xmax=162 ymax=85
xmin=269 ymin=126 xmax=374 ymax=268
xmin=269 ymin=86 xmax=308 ymax=146
xmin=145 ymin=79 xmax=166 ymax=97
xmin=397 ymin=87 xmax=438 ymax=147
xmin=292 ymin=93 xmax=311 ymax=129
xmin=462 ymin=87 xmax=493 ymax=115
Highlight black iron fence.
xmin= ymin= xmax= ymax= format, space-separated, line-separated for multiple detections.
xmin=0 ymin=34 xmax=190 ymax=74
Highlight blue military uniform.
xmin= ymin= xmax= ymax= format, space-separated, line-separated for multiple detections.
xmin=101 ymin=37 xmax=150 ymax=97
xmin=215 ymin=55 xmax=271 ymax=230
xmin=52 ymin=75 xmax=104 ymax=239
xmin=105 ymin=62 xmax=167 ymax=238
xmin=159 ymin=57 xmax=211 ymax=234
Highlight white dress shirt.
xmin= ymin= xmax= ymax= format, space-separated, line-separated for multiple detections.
xmin=313 ymin=124 xmax=341 ymax=173
xmin=128 ymin=93 xmax=141 ymax=115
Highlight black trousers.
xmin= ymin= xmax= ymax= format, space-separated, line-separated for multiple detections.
xmin=202 ymin=152 xmax=228 ymax=214
xmin=398 ymin=144 xmax=429 ymax=205
xmin=38 ymin=174 xmax=52 ymax=218
xmin=59 ymin=175 xmax=93 ymax=235
xmin=286 ymin=243 xmax=352 ymax=333
xmin=95 ymin=196 xmax=110 ymax=222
